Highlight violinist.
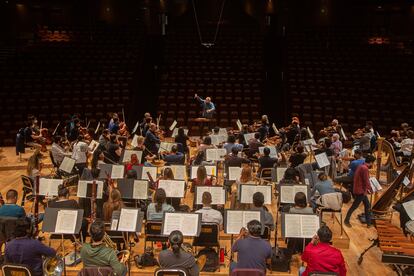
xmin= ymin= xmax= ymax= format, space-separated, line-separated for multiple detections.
xmin=223 ymin=135 xmax=243 ymax=154
xmin=67 ymin=118 xmax=81 ymax=142
xmin=51 ymin=135 xmax=67 ymax=165
xmin=139 ymin=112 xmax=152 ymax=135
xmin=257 ymin=115 xmax=270 ymax=141
xmin=247 ymin=132 xmax=264 ymax=158
xmin=98 ymin=129 xmax=110 ymax=150
xmin=196 ymin=136 xmax=216 ymax=161
xmin=125 ymin=153 xmax=140 ymax=172
xmin=144 ymin=123 xmax=161 ymax=155
xmin=71 ymin=134 xmax=89 ymax=175
xmin=106 ymin=134 xmax=122 ymax=163
xmin=283 ymin=117 xmax=301 ymax=146
xmin=141 ymin=116 xmax=152 ymax=137
xmin=162 ymin=145 xmax=185 ymax=165
xmin=27 ymin=149 xmax=43 ymax=182
xmin=174 ymin=127 xmax=189 ymax=154
xmin=23 ymin=120 xmax=43 ymax=150
xmin=108 ymin=114 xmax=120 ymax=134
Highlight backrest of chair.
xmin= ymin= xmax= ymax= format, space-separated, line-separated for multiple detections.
xmin=154 ymin=268 xmax=188 ymax=276
xmin=78 ymin=266 xmax=113 ymax=276
xmin=2 ymin=264 xmax=33 ymax=276
xmin=231 ymin=268 xmax=265 ymax=276
xmin=192 ymin=223 xmax=219 ymax=247
xmin=0 ymin=216 xmax=19 ymax=244
xmin=260 ymin=226 xmax=271 ymax=240
xmin=260 ymin=168 xmax=273 ymax=179
xmin=145 ymin=221 xmax=168 ymax=242
xmin=20 ymin=175 xmax=33 ymax=190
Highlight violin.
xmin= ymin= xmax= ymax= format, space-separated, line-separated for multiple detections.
xmin=118 ymin=122 xmax=129 ymax=137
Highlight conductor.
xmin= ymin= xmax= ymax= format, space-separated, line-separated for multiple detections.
xmin=194 ymin=94 xmax=215 ymax=119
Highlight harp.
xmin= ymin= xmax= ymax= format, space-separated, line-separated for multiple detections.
xmin=375 ymin=137 xmax=407 ymax=183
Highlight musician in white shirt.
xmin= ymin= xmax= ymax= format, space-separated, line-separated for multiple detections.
xmin=51 ymin=136 xmax=67 ymax=165
xmin=71 ymin=135 xmax=89 ymax=175
xmin=195 ymin=192 xmax=223 ymax=229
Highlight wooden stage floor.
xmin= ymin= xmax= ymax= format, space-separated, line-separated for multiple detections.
xmin=0 ymin=146 xmax=399 ymax=275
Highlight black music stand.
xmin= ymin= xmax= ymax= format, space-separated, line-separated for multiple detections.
xmin=111 ymin=208 xmax=144 ymax=276
xmin=42 ymin=208 xmax=84 ymax=276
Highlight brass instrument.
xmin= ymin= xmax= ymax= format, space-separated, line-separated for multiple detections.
xmin=103 ymin=233 xmax=130 ymax=264
xmin=43 ymin=255 xmax=64 ymax=276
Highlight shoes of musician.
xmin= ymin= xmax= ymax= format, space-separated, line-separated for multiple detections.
xmin=344 ymin=221 xmax=352 ymax=228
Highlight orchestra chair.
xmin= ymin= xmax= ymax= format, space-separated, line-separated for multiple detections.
xmin=48 ymin=151 xmax=58 ymax=175
xmin=317 ymin=193 xmax=344 ymax=236
xmin=258 ymin=168 xmax=273 ymax=185
xmin=154 ymin=268 xmax=188 ymax=276
xmin=0 ymin=216 xmax=19 ymax=247
xmin=20 ymin=175 xmax=35 ymax=207
xmin=308 ymin=272 xmax=338 ymax=276
xmin=231 ymin=268 xmax=265 ymax=276
xmin=1 ymin=264 xmax=33 ymax=276
xmin=78 ymin=266 xmax=113 ymax=276
xmin=192 ymin=223 xmax=220 ymax=253
xmin=145 ymin=221 xmax=169 ymax=247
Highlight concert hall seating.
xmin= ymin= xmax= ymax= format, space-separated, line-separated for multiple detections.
xmin=0 ymin=24 xmax=145 ymax=146
xmin=157 ymin=25 xmax=264 ymax=132
xmin=286 ymin=27 xmax=414 ymax=135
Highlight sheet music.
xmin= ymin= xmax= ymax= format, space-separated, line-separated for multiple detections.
xmin=169 ymin=120 xmax=177 ymax=131
xmin=163 ymin=212 xmax=200 ymax=236
xmin=236 ymin=119 xmax=242 ymax=131
xmin=111 ymin=219 xmax=119 ymax=231
xmin=302 ymin=138 xmax=317 ymax=146
xmin=272 ymin=123 xmax=279 ymax=134
xmin=403 ymin=176 xmax=411 ymax=187
xmin=340 ymin=128 xmax=348 ymax=140
xmin=243 ymin=133 xmax=256 ymax=143
xmin=131 ymin=135 xmax=139 ymax=147
xmin=369 ymin=177 xmax=382 ymax=192
xmin=210 ymin=135 xmax=228 ymax=146
xmin=276 ymin=167 xmax=287 ymax=182
xmin=59 ymin=157 xmax=76 ymax=174
xmin=195 ymin=186 xmax=226 ymax=205
xmin=111 ymin=165 xmax=125 ymax=179
xmin=315 ymin=153 xmax=330 ymax=168
xmin=88 ymin=140 xmax=99 ymax=154
xmin=122 ymin=150 xmax=143 ymax=163
xmin=77 ymin=180 xmax=104 ymax=199
xmin=158 ymin=180 xmax=185 ymax=198
xmin=259 ymin=146 xmax=278 ymax=158
xmin=228 ymin=166 xmax=242 ymax=181
xmin=206 ymin=148 xmax=227 ymax=161
xmin=240 ymin=185 xmax=272 ymax=204
xmin=217 ymin=128 xmax=228 ymax=135
xmin=284 ymin=214 xmax=320 ymax=238
xmin=133 ymin=180 xmax=148 ymax=199
xmin=159 ymin=142 xmax=176 ymax=153
xmin=132 ymin=121 xmax=139 ymax=134
xmin=403 ymin=200 xmax=414 ymax=220
xmin=280 ymin=185 xmax=308 ymax=203
xmin=191 ymin=165 xmax=217 ymax=178
xmin=141 ymin=166 xmax=157 ymax=180
xmin=339 ymin=149 xmax=347 ymax=158
xmin=117 ymin=208 xmax=139 ymax=232
xmin=55 ymin=210 xmax=78 ymax=234
xmin=225 ymin=210 xmax=261 ymax=234
xmin=164 ymin=165 xmax=186 ymax=180
xmin=39 ymin=178 xmax=61 ymax=196
xmin=172 ymin=128 xmax=189 ymax=137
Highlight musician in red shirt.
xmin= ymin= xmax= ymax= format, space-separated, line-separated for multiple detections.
xmin=344 ymin=154 xmax=376 ymax=228
xmin=300 ymin=226 xmax=347 ymax=276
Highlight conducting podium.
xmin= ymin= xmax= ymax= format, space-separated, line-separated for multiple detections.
xmin=190 ymin=117 xmax=215 ymax=137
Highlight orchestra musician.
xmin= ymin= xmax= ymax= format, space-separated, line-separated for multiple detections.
xmin=80 ymin=220 xmax=128 ymax=276
xmin=27 ymin=149 xmax=43 ymax=182
xmin=194 ymin=93 xmax=215 ymax=119
xmin=280 ymin=116 xmax=301 ymax=146
xmin=98 ymin=129 xmax=110 ymax=150
xmin=5 ymin=217 xmax=56 ymax=276
xmin=174 ymin=127 xmax=190 ymax=154
xmin=51 ymin=135 xmax=67 ymax=165
xmin=161 ymin=144 xmax=185 ymax=165
xmin=71 ymin=135 xmax=90 ymax=175
xmin=139 ymin=112 xmax=152 ymax=135
xmin=144 ymin=123 xmax=161 ymax=155
xmin=0 ymin=189 xmax=26 ymax=218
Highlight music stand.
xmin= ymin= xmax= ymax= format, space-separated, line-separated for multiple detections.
xmin=111 ymin=208 xmax=144 ymax=276
xmin=42 ymin=208 xmax=84 ymax=276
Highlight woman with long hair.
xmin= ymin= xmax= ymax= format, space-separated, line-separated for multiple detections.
xmin=230 ymin=166 xmax=255 ymax=209
xmin=158 ymin=230 xmax=200 ymax=276
xmin=191 ymin=166 xmax=216 ymax=192
xmin=146 ymin=188 xmax=174 ymax=221
xmin=27 ymin=149 xmax=43 ymax=181
xmin=103 ymin=188 xmax=125 ymax=221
